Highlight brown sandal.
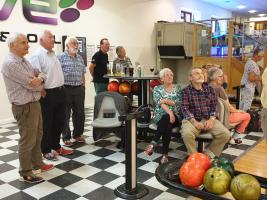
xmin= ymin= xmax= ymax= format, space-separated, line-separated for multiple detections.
xmin=22 ymin=175 xmax=44 ymax=183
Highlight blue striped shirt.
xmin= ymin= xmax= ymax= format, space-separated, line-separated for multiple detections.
xmin=58 ymin=51 xmax=86 ymax=86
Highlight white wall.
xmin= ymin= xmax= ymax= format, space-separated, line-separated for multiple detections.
xmin=0 ymin=0 xmax=232 ymax=121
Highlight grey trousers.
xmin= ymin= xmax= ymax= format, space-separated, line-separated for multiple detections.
xmin=260 ymin=108 xmax=267 ymax=143
xmin=12 ymin=102 xmax=44 ymax=176
xmin=180 ymin=119 xmax=231 ymax=157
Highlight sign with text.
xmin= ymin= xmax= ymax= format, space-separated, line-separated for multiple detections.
xmin=0 ymin=0 xmax=94 ymax=25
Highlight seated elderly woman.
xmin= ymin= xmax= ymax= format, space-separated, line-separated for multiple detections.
xmin=208 ymin=67 xmax=251 ymax=144
xmin=202 ymin=63 xmax=228 ymax=88
xmin=144 ymin=68 xmax=182 ymax=164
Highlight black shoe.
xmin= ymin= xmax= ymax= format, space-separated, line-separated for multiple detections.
xmin=116 ymin=141 xmax=125 ymax=149
xmin=137 ymin=133 xmax=146 ymax=141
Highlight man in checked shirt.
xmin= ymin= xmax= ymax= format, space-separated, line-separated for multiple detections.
xmin=1 ymin=33 xmax=54 ymax=183
xmin=58 ymin=36 xmax=86 ymax=146
xmin=180 ymin=67 xmax=230 ymax=158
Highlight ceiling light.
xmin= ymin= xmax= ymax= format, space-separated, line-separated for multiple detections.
xmin=258 ymin=13 xmax=266 ymax=17
xmin=237 ymin=5 xmax=246 ymax=9
xmin=250 ymin=17 xmax=267 ymax=22
xmin=248 ymin=10 xmax=257 ymax=13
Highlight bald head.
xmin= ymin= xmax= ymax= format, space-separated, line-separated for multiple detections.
xmin=39 ymin=30 xmax=55 ymax=51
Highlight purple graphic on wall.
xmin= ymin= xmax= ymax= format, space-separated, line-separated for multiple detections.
xmin=0 ymin=0 xmax=94 ymax=25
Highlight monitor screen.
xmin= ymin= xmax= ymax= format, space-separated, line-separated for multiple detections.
xmin=158 ymin=46 xmax=186 ymax=58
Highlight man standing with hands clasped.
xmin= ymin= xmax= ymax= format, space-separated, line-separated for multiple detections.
xmin=59 ymin=36 xmax=86 ymax=146
xmin=29 ymin=30 xmax=74 ymax=161
xmin=180 ymin=67 xmax=230 ymax=158
xmin=1 ymin=33 xmax=54 ymax=183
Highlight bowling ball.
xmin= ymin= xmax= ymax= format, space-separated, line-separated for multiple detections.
xmin=187 ymin=152 xmax=211 ymax=171
xmin=204 ymin=167 xmax=231 ymax=195
xmin=212 ymin=157 xmax=235 ymax=177
xmin=119 ymin=81 xmax=131 ymax=95
xmin=230 ymin=174 xmax=261 ymax=200
xmin=131 ymin=81 xmax=138 ymax=95
xmin=179 ymin=161 xmax=206 ymax=188
xmin=107 ymin=81 xmax=119 ymax=92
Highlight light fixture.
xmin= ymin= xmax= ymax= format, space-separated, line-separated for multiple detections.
xmin=258 ymin=13 xmax=266 ymax=17
xmin=250 ymin=17 xmax=267 ymax=21
xmin=237 ymin=5 xmax=246 ymax=9
xmin=248 ymin=10 xmax=257 ymax=13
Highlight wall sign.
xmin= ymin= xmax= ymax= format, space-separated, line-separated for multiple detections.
xmin=0 ymin=31 xmax=61 ymax=44
xmin=0 ymin=0 xmax=94 ymax=25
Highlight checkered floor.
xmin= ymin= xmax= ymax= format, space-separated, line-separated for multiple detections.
xmin=0 ymin=107 xmax=263 ymax=200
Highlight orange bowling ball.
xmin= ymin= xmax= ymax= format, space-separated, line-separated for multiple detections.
xmin=131 ymin=81 xmax=138 ymax=95
xmin=107 ymin=81 xmax=119 ymax=92
xmin=119 ymin=81 xmax=131 ymax=95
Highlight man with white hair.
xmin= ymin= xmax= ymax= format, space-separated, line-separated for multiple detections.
xmin=180 ymin=67 xmax=230 ymax=158
xmin=29 ymin=30 xmax=74 ymax=161
xmin=1 ymin=33 xmax=53 ymax=183
xmin=58 ymin=36 xmax=86 ymax=146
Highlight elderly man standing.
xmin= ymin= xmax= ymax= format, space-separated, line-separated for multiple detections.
xmin=59 ymin=36 xmax=86 ymax=146
xmin=1 ymin=33 xmax=54 ymax=183
xmin=89 ymin=38 xmax=110 ymax=95
xmin=29 ymin=30 xmax=74 ymax=161
xmin=180 ymin=67 xmax=230 ymax=158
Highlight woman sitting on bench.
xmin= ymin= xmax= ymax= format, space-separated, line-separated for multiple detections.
xmin=144 ymin=68 xmax=182 ymax=164
xmin=208 ymin=67 xmax=251 ymax=145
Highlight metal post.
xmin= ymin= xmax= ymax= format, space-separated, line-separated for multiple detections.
xmin=115 ymin=113 xmax=149 ymax=199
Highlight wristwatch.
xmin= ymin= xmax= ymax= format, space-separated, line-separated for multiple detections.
xmin=210 ymin=116 xmax=216 ymax=121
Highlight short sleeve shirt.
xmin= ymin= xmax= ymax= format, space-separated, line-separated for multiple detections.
xmin=153 ymin=84 xmax=182 ymax=123
xmin=241 ymin=59 xmax=260 ymax=89
xmin=59 ymin=51 xmax=86 ymax=86
xmin=91 ymin=50 xmax=109 ymax=83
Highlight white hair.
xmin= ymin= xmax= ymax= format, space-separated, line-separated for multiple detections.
xmin=39 ymin=30 xmax=52 ymax=41
xmin=207 ymin=67 xmax=223 ymax=83
xmin=7 ymin=32 xmax=25 ymax=48
xmin=159 ymin=68 xmax=173 ymax=79
xmin=65 ymin=36 xmax=78 ymax=49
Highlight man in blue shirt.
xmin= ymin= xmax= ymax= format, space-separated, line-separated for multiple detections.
xmin=59 ymin=36 xmax=86 ymax=146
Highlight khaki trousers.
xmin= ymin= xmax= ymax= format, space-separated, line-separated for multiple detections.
xmin=12 ymin=102 xmax=44 ymax=176
xmin=180 ymin=119 xmax=230 ymax=157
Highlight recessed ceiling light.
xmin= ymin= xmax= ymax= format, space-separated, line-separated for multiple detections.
xmin=237 ymin=5 xmax=246 ymax=9
xmin=248 ymin=10 xmax=257 ymax=13
xmin=258 ymin=13 xmax=266 ymax=17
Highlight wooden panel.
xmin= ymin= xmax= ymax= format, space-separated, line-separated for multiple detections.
xmin=234 ymin=140 xmax=267 ymax=179
xmin=230 ymin=57 xmax=245 ymax=93
xmin=163 ymin=23 xmax=184 ymax=45
xmin=194 ymin=57 xmax=228 ymax=67
xmin=184 ymin=23 xmax=194 ymax=57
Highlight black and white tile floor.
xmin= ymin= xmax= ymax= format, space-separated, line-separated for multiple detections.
xmin=0 ymin=107 xmax=263 ymax=200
